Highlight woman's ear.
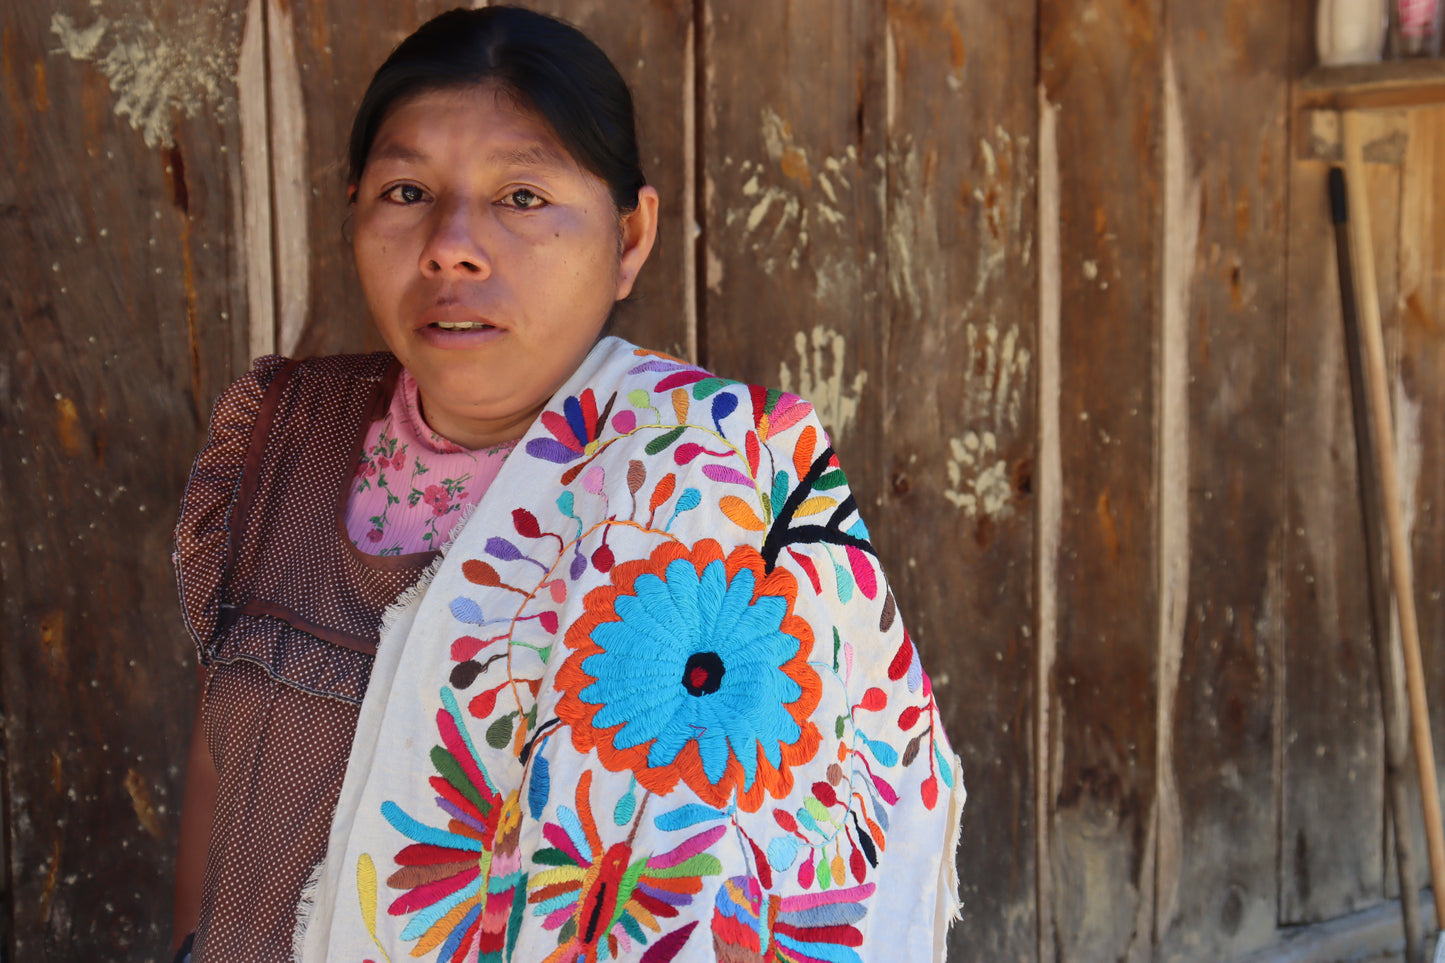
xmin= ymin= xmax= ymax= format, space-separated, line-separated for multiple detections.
xmin=615 ymin=185 xmax=659 ymax=301
xmin=347 ymin=183 xmax=358 ymax=205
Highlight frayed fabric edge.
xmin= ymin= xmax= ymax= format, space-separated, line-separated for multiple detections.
xmin=291 ymin=858 xmax=325 ymax=962
xmin=933 ymin=752 xmax=967 ymax=962
xmin=376 ymin=499 xmax=481 ymax=641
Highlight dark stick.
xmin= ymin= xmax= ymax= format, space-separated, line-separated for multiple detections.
xmin=1331 ymin=165 xmax=1425 ymax=963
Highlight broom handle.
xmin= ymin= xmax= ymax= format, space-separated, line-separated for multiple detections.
xmin=1342 ymin=109 xmax=1445 ymax=932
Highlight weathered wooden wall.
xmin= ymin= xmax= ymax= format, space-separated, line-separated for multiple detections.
xmin=6 ymin=0 xmax=1445 ymax=960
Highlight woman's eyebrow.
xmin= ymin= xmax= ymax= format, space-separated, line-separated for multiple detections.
xmin=489 ymin=143 xmax=573 ymax=171
xmin=367 ymin=142 xmax=429 ymax=165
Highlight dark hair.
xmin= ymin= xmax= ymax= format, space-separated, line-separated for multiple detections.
xmin=346 ymin=6 xmax=645 ymax=213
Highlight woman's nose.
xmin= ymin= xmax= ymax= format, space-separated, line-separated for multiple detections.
xmin=420 ymin=197 xmax=491 ymax=278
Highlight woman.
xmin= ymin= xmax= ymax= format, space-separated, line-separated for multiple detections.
xmin=173 ymin=7 xmax=962 ymax=962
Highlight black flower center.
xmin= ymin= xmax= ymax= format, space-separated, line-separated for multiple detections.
xmin=682 ymin=651 xmax=725 ymax=696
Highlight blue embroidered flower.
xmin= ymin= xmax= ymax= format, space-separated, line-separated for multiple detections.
xmin=556 ymin=539 xmax=822 ymax=811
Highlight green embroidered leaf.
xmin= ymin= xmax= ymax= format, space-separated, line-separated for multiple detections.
xmin=803 ymin=796 xmax=837 ymax=828
xmin=619 ymin=911 xmax=647 ymax=944
xmin=558 ymin=917 xmax=577 ymax=946
xmin=833 ymin=628 xmax=842 ymax=671
xmin=430 ymin=746 xmax=489 ymax=813
xmin=614 ymin=786 xmax=637 ymax=826
xmin=645 ymin=426 xmax=686 ymax=456
xmin=627 ymin=388 xmax=652 ymax=409
xmin=692 ymin=377 xmax=732 ymax=399
xmin=760 ymin=491 xmax=772 ymax=524
xmin=486 ymin=712 xmax=516 ymax=750
xmin=815 ymin=469 xmax=847 ymax=490
xmin=646 ymin=854 xmax=723 ymax=879
xmin=531 ymin=847 xmax=577 ymax=867
xmin=771 ymin=471 xmax=791 ymax=518
xmin=836 ymin=714 xmax=847 ymax=738
xmin=817 ymin=852 xmax=832 ymax=889
xmin=609 ymin=859 xmax=650 ymax=931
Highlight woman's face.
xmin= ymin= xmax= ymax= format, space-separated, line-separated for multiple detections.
xmin=351 ymin=85 xmax=657 ymax=448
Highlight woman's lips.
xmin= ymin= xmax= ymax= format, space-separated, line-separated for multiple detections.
xmin=416 ymin=317 xmax=506 ymax=347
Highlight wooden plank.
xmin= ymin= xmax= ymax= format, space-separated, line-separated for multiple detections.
xmin=1279 ymin=148 xmax=1396 ymax=922
xmin=280 ymin=0 xmax=694 ymax=360
xmin=1152 ymin=3 xmax=1292 ymax=959
xmin=1037 ymin=0 xmax=1163 ymax=957
xmin=876 ymin=1 xmax=1037 ymax=958
xmin=0 ymin=0 xmax=251 ymax=956
xmin=699 ymin=0 xmax=888 ymax=504
xmin=1392 ymin=104 xmax=1445 ymax=913
xmin=1298 ymin=59 xmax=1445 ymax=111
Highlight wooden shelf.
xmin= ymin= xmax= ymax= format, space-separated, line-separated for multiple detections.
xmin=1299 ymin=58 xmax=1445 ymax=110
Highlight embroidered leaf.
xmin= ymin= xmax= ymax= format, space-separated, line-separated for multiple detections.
xmin=702 ymin=464 xmax=753 ymax=487
xmin=793 ymin=425 xmax=817 ymax=481
xmin=526 ymin=437 xmax=580 ymax=464
xmin=880 ymin=591 xmax=896 ymax=631
xmin=693 ymin=378 xmax=729 ymax=399
xmin=833 ymin=562 xmax=854 ymax=603
xmin=898 ymin=706 xmax=922 ymax=731
xmin=674 ymin=442 xmax=705 ymax=464
xmin=858 ymin=687 xmax=887 ymax=712
xmin=529 ymin=755 xmax=551 ymax=819
xmin=513 ymin=508 xmax=543 ymax=539
xmin=592 ymin=543 xmax=615 ymax=573
xmin=745 ymin=431 xmax=760 ymax=476
xmin=539 ymin=610 xmax=560 ymax=634
xmin=645 ymin=426 xmax=686 ymax=456
xmin=656 ymin=370 xmax=708 ymax=392
xmin=449 ymin=659 xmax=482 ymax=690
xmin=770 ymin=471 xmax=791 ymax=518
xmin=627 ymin=388 xmax=652 ymax=408
xmin=815 ymin=468 xmax=847 ymax=490
xmin=612 ymin=409 xmax=637 ymax=435
xmin=450 ymin=597 xmax=486 ymax=625
xmin=673 ymin=488 xmax=701 ymax=515
xmin=831 ymin=852 xmax=846 ymax=889
xmin=760 ymin=491 xmax=772 ymax=522
xmin=614 ymin=784 xmax=637 ymax=826
xmin=750 ymin=836 xmax=774 ymax=889
xmin=835 ymin=714 xmax=846 ymax=738
xmin=486 ymin=537 xmax=524 ymax=562
xmin=654 ymin=804 xmax=727 ymax=831
xmin=794 ymin=496 xmax=836 ymax=518
xmin=811 ymin=781 xmax=838 ymax=807
xmin=650 ymin=473 xmax=677 ymax=513
xmin=768 ymin=396 xmax=813 ymax=436
xmin=815 ymin=852 xmax=832 ymax=890
xmin=846 ymin=545 xmax=878 ymax=600
xmin=670 ymin=387 xmax=691 ymax=425
xmin=719 ymin=496 xmax=764 ymax=532
xmin=787 ymin=548 xmax=822 ymax=594
xmin=468 ymin=683 xmax=504 ymax=720
xmin=639 ymin=921 xmax=699 ymax=963
xmin=902 ymin=733 xmax=924 ymax=767
xmin=921 ymin=774 xmax=940 ymax=810
xmin=936 ymin=744 xmax=956 ymax=789
xmin=870 ymin=773 xmax=899 ymax=806
xmin=451 ymin=635 xmax=486 ymax=662
xmin=569 ymin=551 xmax=588 ymax=581
xmin=485 ymin=712 xmax=515 ymax=749
xmin=627 ymin=460 xmax=646 ymax=494
xmin=711 ymin=391 xmax=738 ymax=432
xmin=888 ymin=636 xmax=913 ymax=681
xmin=863 ymin=734 xmax=899 ymax=768
xmin=463 ymin=559 xmax=501 ymax=587
xmin=583 ymin=466 xmax=606 ymax=494
xmin=767 ymin=835 xmax=801 ymax=871
xmin=357 ymin=854 xmax=380 ymax=939
xmin=850 ymin=845 xmax=867 ymax=883
xmin=798 ymin=854 xmax=814 ymax=889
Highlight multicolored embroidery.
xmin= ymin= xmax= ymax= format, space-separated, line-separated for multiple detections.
xmin=555 ymin=540 xmax=821 ymax=812
xmin=377 ymin=689 xmax=526 ymax=961
xmin=526 ymin=771 xmax=719 ymax=962
xmin=326 ymin=341 xmax=961 ymax=963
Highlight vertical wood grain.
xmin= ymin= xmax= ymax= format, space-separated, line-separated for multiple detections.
xmin=1037 ymin=1 xmax=1163 ymax=957
xmin=1279 ymin=135 xmax=1397 ymax=925
xmin=1154 ymin=2 xmax=1291 ymax=958
xmin=876 ymin=1 xmax=1038 ymax=957
xmin=0 ymin=0 xmax=251 ymax=957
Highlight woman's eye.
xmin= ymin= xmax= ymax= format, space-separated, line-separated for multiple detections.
xmin=506 ymin=188 xmax=544 ymax=210
xmin=383 ymin=183 xmax=427 ymax=204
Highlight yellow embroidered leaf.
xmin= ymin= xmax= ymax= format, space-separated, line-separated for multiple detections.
xmin=672 ymin=388 xmax=689 ymax=424
xmin=720 ymin=495 xmax=765 ymax=531
xmin=831 ymin=852 xmax=847 ymax=885
xmin=357 ymin=854 xmax=379 ymax=936
xmin=794 ymin=425 xmax=817 ymax=480
xmin=528 ymin=866 xmax=588 ymax=889
xmin=795 ymin=496 xmax=837 ymax=518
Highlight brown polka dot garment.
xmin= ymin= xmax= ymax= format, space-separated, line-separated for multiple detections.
xmin=174 ymin=353 xmax=436 ymax=961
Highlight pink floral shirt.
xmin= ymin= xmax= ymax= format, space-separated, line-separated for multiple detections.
xmin=345 ymin=369 xmax=514 ymax=556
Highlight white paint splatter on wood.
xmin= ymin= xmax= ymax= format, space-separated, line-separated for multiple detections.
xmin=944 ymin=430 xmax=1013 ymax=519
xmin=1154 ymin=47 xmax=1199 ymax=941
xmin=50 ymin=5 xmax=236 ymax=149
xmin=236 ymin=0 xmax=274 ymax=360
xmin=1037 ymin=87 xmax=1062 ymax=963
xmin=778 ymin=326 xmax=868 ymax=440
xmin=267 ymin=0 xmax=310 ymax=357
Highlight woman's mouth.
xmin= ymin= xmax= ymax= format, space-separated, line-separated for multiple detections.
xmin=431 ymin=320 xmax=494 ymax=331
